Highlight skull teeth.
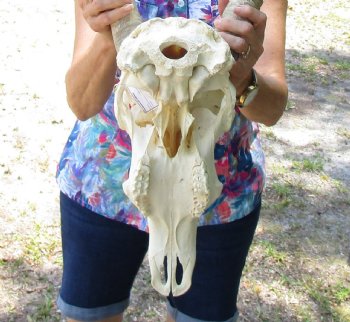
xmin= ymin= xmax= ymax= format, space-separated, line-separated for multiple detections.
xmin=131 ymin=160 xmax=150 ymax=215
xmin=192 ymin=162 xmax=209 ymax=217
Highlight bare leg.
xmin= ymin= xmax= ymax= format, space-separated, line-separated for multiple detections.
xmin=166 ymin=313 xmax=175 ymax=322
xmin=67 ymin=313 xmax=123 ymax=322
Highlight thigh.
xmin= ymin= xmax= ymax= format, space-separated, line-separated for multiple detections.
xmin=59 ymin=192 xmax=149 ymax=309
xmin=168 ymin=202 xmax=261 ymax=321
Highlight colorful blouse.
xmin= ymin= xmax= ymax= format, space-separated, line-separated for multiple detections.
xmin=56 ymin=0 xmax=265 ymax=231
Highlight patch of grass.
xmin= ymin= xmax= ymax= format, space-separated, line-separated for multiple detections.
xmin=292 ymin=156 xmax=324 ymax=173
xmin=287 ymin=53 xmax=334 ymax=83
xmin=334 ymin=60 xmax=350 ymax=71
xmin=332 ymin=283 xmax=350 ymax=304
xmin=321 ymin=175 xmax=349 ymax=193
xmin=299 ymin=308 xmax=313 ymax=322
xmin=287 ymin=55 xmax=321 ymax=79
xmin=24 ymin=234 xmax=44 ymax=264
xmin=38 ymin=157 xmax=50 ymax=173
xmin=256 ymin=302 xmax=286 ymax=321
xmin=332 ymin=59 xmax=350 ymax=80
xmin=19 ymin=222 xmax=60 ymax=265
xmin=336 ymin=127 xmax=350 ymax=139
xmin=250 ymin=280 xmax=262 ymax=297
xmin=27 ymin=288 xmax=59 ymax=322
xmin=271 ymin=163 xmax=289 ymax=176
xmin=260 ymin=240 xmax=288 ymax=264
xmin=344 ymin=31 xmax=350 ymax=46
xmin=269 ymin=181 xmax=294 ymax=210
xmin=262 ymin=128 xmax=277 ymax=140
xmin=28 ymin=202 xmax=37 ymax=212
xmin=271 ymin=182 xmax=292 ymax=198
xmin=305 ymin=279 xmax=333 ymax=317
xmin=14 ymin=137 xmax=25 ymax=150
xmin=334 ymin=305 xmax=350 ymax=321
xmin=303 ymin=278 xmax=350 ymax=321
xmin=273 ymin=199 xmax=292 ymax=211
xmin=19 ymin=209 xmax=27 ymax=217
xmin=286 ymin=99 xmax=296 ymax=110
xmin=279 ymin=273 xmax=300 ymax=288
xmin=287 ymin=61 xmax=316 ymax=75
xmin=320 ymin=173 xmax=330 ymax=181
xmin=0 ymin=257 xmax=25 ymax=270
xmin=333 ymin=179 xmax=348 ymax=193
xmin=4 ymin=167 xmax=12 ymax=175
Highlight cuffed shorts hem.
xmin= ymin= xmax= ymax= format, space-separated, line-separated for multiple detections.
xmin=57 ymin=295 xmax=129 ymax=321
xmin=167 ymin=302 xmax=239 ymax=322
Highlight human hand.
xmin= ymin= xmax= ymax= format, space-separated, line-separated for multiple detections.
xmin=78 ymin=0 xmax=134 ymax=33
xmin=214 ymin=3 xmax=267 ymax=95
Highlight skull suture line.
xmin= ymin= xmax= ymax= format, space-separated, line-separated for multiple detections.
xmin=112 ymin=0 xmax=263 ymax=297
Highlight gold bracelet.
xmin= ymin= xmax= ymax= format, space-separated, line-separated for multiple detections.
xmin=236 ymin=69 xmax=259 ymax=109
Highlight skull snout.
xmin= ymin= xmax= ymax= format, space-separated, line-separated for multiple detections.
xmin=148 ymin=214 xmax=198 ymax=296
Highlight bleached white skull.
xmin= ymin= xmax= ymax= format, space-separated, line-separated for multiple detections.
xmin=113 ymin=17 xmax=236 ymax=296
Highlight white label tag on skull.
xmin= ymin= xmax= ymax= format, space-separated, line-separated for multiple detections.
xmin=127 ymin=86 xmax=158 ymax=113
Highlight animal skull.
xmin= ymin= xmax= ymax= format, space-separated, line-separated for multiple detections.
xmin=114 ymin=17 xmax=236 ymax=296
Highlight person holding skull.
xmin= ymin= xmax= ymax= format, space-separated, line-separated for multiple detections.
xmin=56 ymin=0 xmax=288 ymax=321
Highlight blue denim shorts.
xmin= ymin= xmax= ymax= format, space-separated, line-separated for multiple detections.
xmin=57 ymin=192 xmax=260 ymax=322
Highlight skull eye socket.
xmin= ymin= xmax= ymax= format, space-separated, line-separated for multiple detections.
xmin=161 ymin=43 xmax=188 ymax=60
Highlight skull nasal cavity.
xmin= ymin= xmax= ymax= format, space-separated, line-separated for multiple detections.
xmin=163 ymin=128 xmax=182 ymax=158
xmin=161 ymin=45 xmax=188 ymax=60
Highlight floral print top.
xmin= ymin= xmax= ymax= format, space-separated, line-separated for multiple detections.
xmin=56 ymin=0 xmax=265 ymax=231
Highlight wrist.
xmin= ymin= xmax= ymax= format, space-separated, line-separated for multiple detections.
xmin=94 ymin=28 xmax=116 ymax=55
xmin=231 ymin=69 xmax=254 ymax=97
xmin=235 ymin=69 xmax=259 ymax=108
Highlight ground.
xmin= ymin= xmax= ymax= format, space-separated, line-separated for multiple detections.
xmin=0 ymin=0 xmax=349 ymax=321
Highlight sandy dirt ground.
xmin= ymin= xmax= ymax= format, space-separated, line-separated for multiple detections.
xmin=0 ymin=0 xmax=349 ymax=321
